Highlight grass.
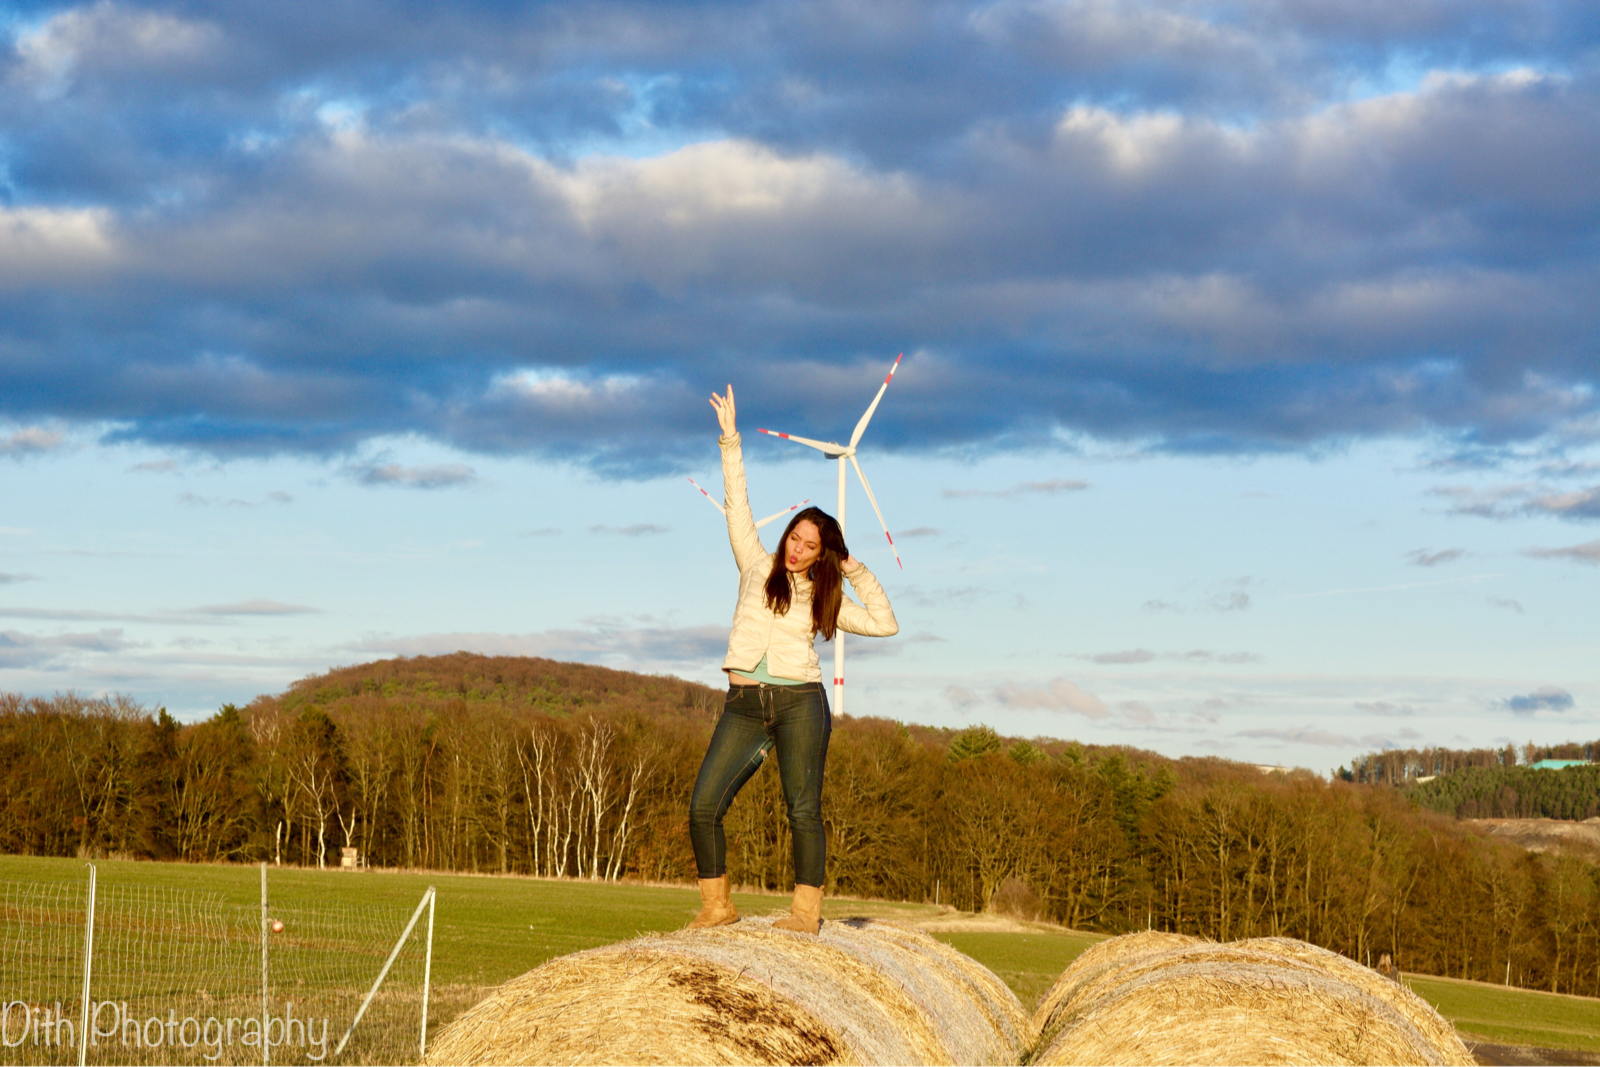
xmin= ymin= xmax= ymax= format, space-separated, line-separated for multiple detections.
xmin=931 ymin=930 xmax=1104 ymax=1008
xmin=7 ymin=855 xmax=1600 ymax=1054
xmin=1407 ymin=974 xmax=1600 ymax=1052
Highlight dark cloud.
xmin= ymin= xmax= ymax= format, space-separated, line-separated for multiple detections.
xmin=1091 ymin=648 xmax=1156 ymax=664
xmin=1523 ymin=539 xmax=1600 ymax=564
xmin=1487 ymin=596 xmax=1524 ymax=613
xmin=1526 ymin=486 xmax=1600 ymax=520
xmin=0 ymin=627 xmax=134 ymax=668
xmin=1407 ymin=547 xmax=1464 ymax=566
xmin=1432 ymin=480 xmax=1600 ymax=521
xmin=1355 ymin=701 xmax=1417 ymax=717
xmin=0 ymin=1 xmax=1596 ymax=471
xmin=1081 ymin=647 xmax=1260 ymax=664
xmin=944 ymin=478 xmax=1090 ymax=499
xmin=1504 ymin=686 xmax=1575 ymax=714
xmin=179 ymin=490 xmax=293 ymax=506
xmin=351 ymin=619 xmax=727 ymax=668
xmin=587 ymin=524 xmax=670 ymax=536
xmin=1209 ymin=591 xmax=1251 ymax=612
xmin=355 ymin=462 xmax=477 ymax=489
xmin=188 ymin=599 xmax=320 ymax=616
xmin=1236 ymin=725 xmax=1354 ymax=747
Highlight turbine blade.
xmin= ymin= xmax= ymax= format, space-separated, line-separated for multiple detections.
xmin=755 ymin=499 xmax=811 ymax=529
xmin=848 ymin=353 xmax=902 ymax=450
xmin=849 ymin=456 xmax=903 ymax=570
xmin=757 ymin=428 xmax=840 ymax=454
xmin=686 ymin=476 xmax=726 ymax=515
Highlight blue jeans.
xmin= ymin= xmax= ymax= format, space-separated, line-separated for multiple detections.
xmin=688 ymin=682 xmax=831 ymax=887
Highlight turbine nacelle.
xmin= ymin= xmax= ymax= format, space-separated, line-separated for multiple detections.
xmin=756 ymin=352 xmax=904 ymax=572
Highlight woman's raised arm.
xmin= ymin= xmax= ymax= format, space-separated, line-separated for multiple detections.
xmin=712 ymin=385 xmax=767 ymax=572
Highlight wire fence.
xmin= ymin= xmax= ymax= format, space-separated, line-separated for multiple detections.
xmin=0 ymin=867 xmax=433 ymax=1066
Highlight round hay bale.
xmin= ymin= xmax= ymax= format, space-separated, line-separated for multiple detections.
xmin=1032 ymin=930 xmax=1199 ymax=1042
xmin=1237 ymin=937 xmax=1468 ymax=1058
xmin=1029 ymin=934 xmax=1475 ymax=1067
xmin=426 ymin=916 xmax=1028 ymax=1066
xmin=822 ymin=918 xmax=1032 ymax=1061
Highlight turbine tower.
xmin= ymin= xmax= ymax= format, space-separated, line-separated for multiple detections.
xmin=758 ymin=353 xmax=903 ymax=715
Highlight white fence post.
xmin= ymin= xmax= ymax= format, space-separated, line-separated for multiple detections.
xmin=77 ymin=863 xmax=95 ymax=1067
xmin=260 ymin=862 xmax=269 ymax=1067
xmin=420 ymin=886 xmax=435 ymax=1060
xmin=335 ymin=886 xmax=434 ymax=1058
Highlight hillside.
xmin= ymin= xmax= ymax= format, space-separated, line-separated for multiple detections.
xmin=10 ymin=653 xmax=1600 ymax=999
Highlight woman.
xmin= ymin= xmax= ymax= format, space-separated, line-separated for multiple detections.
xmin=687 ymin=384 xmax=898 ymax=934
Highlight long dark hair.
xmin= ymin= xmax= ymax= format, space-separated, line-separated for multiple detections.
xmin=764 ymin=507 xmax=850 ymax=641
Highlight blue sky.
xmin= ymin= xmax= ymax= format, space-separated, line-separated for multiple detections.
xmin=1 ymin=0 xmax=1596 ymax=770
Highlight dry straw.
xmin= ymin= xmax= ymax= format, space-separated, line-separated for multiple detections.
xmin=1030 ymin=932 xmax=1476 ymax=1067
xmin=426 ymin=915 xmax=1029 ymax=1066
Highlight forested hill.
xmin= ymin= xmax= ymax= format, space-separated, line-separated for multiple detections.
xmin=273 ymin=651 xmax=726 ymax=722
xmin=14 ymin=653 xmax=1600 ymax=998
xmin=1409 ymin=764 xmax=1600 ymax=821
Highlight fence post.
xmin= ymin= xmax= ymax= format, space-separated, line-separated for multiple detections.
xmin=420 ymin=886 xmax=435 ymax=1060
xmin=260 ymin=862 xmax=269 ymax=1067
xmin=335 ymin=886 xmax=434 ymax=1058
xmin=78 ymin=863 xmax=95 ymax=1067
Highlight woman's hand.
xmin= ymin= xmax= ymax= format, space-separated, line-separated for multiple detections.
xmin=710 ymin=385 xmax=737 ymax=438
xmin=840 ymin=554 xmax=860 ymax=574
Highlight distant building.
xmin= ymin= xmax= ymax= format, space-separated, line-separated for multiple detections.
xmin=1530 ymin=759 xmax=1590 ymax=770
xmin=1255 ymin=765 xmax=1290 ymax=774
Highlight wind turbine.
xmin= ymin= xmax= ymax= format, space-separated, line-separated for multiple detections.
xmin=686 ymin=477 xmax=810 ymax=529
xmin=758 ymin=353 xmax=904 ymax=715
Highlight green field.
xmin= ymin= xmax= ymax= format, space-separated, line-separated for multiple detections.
xmin=1407 ymin=974 xmax=1600 ymax=1053
xmin=5 ymin=855 xmax=1600 ymax=1057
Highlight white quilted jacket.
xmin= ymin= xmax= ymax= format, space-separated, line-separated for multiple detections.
xmin=719 ymin=432 xmax=898 ymax=683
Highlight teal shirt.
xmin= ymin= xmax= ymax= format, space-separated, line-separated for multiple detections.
xmin=731 ymin=655 xmax=806 ymax=686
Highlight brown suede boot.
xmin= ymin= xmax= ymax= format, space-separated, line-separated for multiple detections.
xmin=772 ymin=883 xmax=824 ymax=934
xmin=687 ymin=875 xmax=739 ymax=929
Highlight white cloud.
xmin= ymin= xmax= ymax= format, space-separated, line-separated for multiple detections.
xmin=0 ymin=427 xmax=67 ymax=457
xmin=945 ymin=685 xmax=980 ymax=710
xmin=0 ymin=207 xmax=117 ymax=285
xmin=994 ymin=677 xmax=1108 ymax=718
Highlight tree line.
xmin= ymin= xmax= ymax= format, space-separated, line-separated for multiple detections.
xmin=6 ymin=652 xmax=1600 ymax=996
xmin=1406 ymin=765 xmax=1600 ymax=821
xmin=1339 ymin=741 xmax=1599 ymax=786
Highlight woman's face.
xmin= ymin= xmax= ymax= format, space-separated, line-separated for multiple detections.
xmin=784 ymin=520 xmax=823 ymax=573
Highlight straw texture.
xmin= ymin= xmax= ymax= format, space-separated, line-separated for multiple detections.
xmin=1030 ymin=933 xmax=1475 ymax=1067
xmin=426 ymin=915 xmax=1029 ymax=1066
